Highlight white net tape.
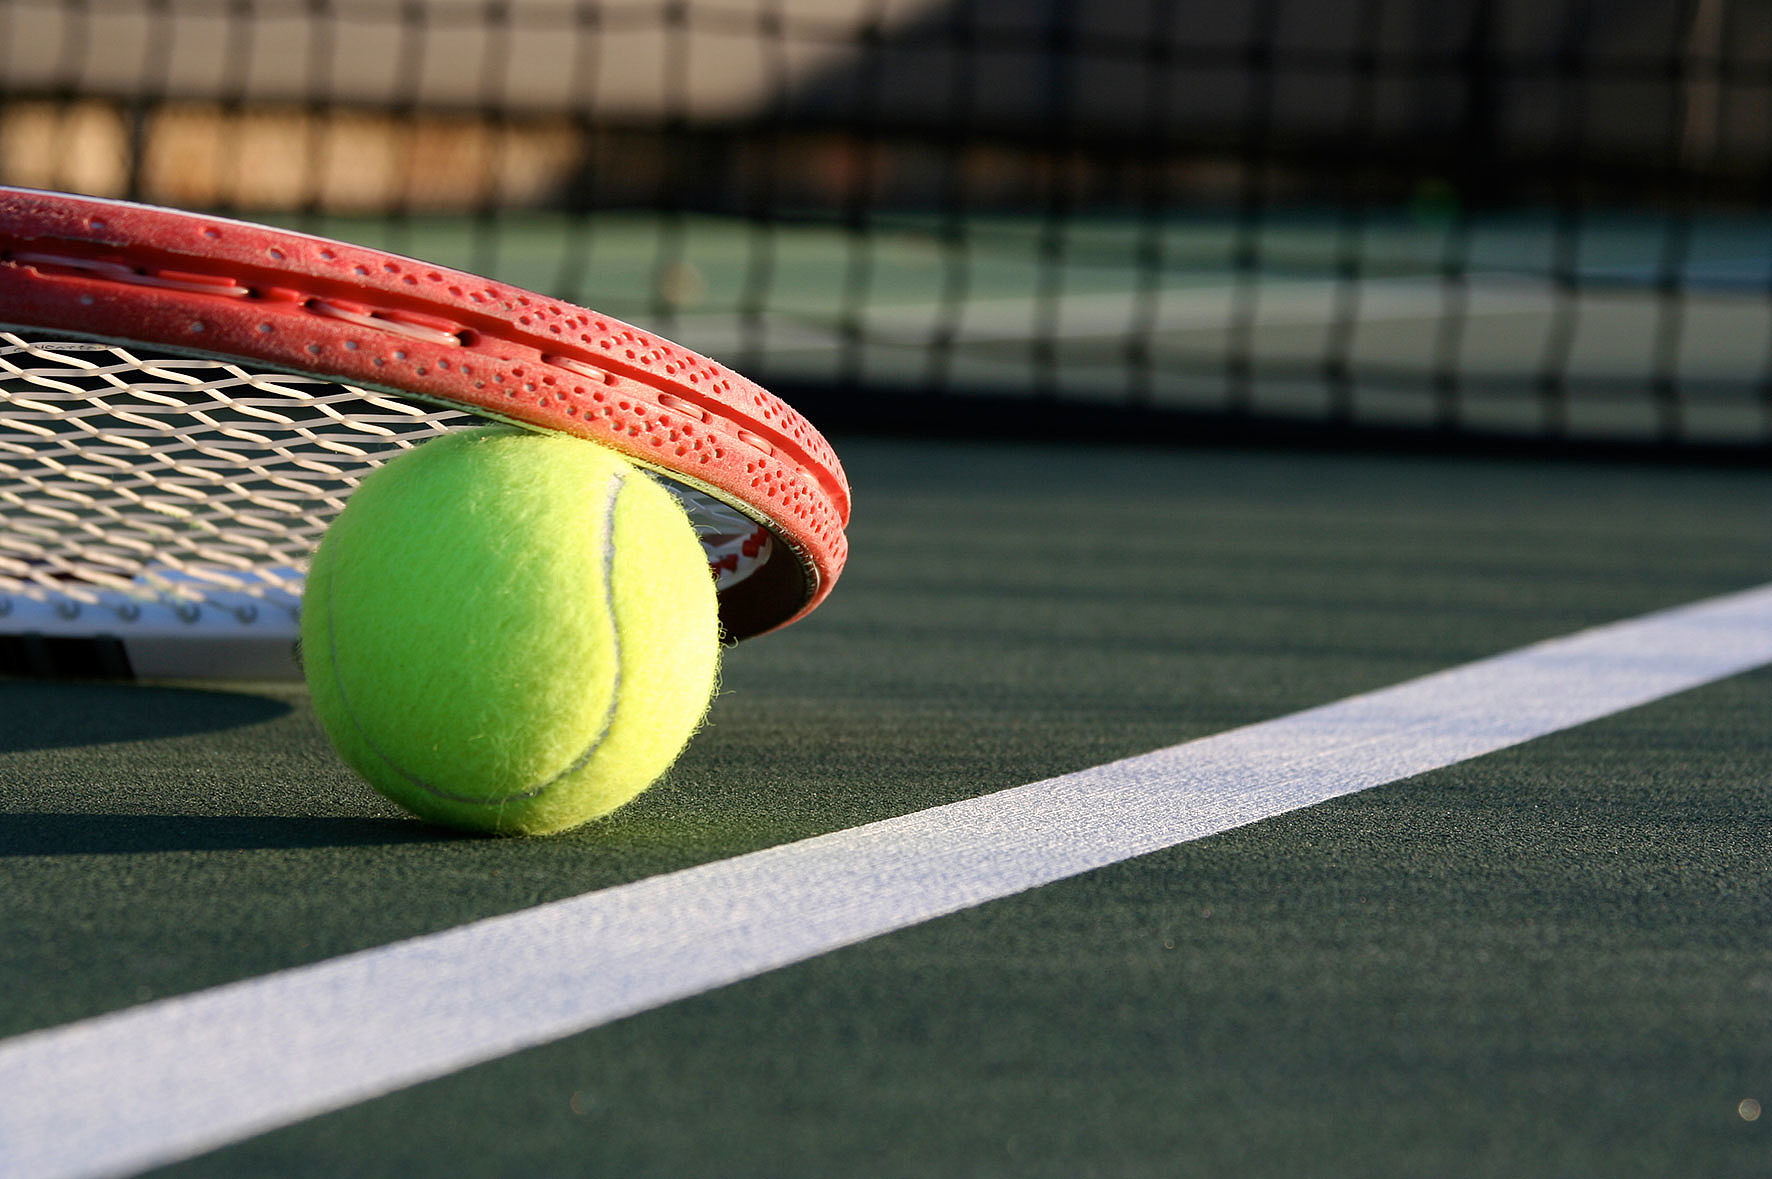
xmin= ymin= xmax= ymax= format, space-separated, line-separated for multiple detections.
xmin=0 ymin=332 xmax=768 ymax=671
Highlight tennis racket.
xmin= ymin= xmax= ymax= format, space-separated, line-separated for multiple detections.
xmin=0 ymin=187 xmax=849 ymax=681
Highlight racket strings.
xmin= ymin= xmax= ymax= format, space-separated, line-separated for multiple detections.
xmin=1 ymin=333 xmax=470 ymax=612
xmin=0 ymin=333 xmax=773 ymax=621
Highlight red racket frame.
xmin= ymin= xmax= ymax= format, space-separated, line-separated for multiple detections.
xmin=0 ymin=186 xmax=849 ymax=640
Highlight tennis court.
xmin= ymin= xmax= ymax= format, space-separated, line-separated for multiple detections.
xmin=4 ymin=1 xmax=1772 ymax=1176
xmin=6 ymin=438 xmax=1772 ymax=1176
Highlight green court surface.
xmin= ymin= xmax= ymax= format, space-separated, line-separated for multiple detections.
xmin=5 ymin=438 xmax=1771 ymax=1177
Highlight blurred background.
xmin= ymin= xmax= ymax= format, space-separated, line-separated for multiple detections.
xmin=3 ymin=0 xmax=1772 ymax=452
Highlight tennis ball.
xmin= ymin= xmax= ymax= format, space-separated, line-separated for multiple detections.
xmin=301 ymin=425 xmax=720 ymax=835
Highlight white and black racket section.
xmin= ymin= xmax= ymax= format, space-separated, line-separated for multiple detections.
xmin=0 ymin=581 xmax=304 ymax=680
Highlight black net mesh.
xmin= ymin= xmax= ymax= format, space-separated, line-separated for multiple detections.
xmin=3 ymin=0 xmax=1771 ymax=450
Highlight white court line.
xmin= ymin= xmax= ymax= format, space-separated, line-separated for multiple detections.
xmin=7 ymin=583 xmax=1772 ymax=1178
xmin=901 ymin=273 xmax=1556 ymax=342
xmin=671 ymin=273 xmax=1559 ymax=355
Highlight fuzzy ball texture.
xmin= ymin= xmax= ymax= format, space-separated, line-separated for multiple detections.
xmin=301 ymin=426 xmax=720 ymax=835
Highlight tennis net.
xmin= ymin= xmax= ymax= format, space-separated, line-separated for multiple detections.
xmin=2 ymin=0 xmax=1770 ymax=451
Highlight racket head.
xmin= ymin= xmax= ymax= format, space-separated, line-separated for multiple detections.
xmin=0 ymin=186 xmax=849 ymax=656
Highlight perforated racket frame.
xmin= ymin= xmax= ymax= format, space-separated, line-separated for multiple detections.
xmin=0 ymin=187 xmax=850 ymax=651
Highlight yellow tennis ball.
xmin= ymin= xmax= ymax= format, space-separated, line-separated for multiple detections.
xmin=301 ymin=425 xmax=720 ymax=835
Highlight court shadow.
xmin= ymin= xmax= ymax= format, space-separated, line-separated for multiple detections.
xmin=0 ymin=812 xmax=460 ymax=856
xmin=0 ymin=678 xmax=293 ymax=753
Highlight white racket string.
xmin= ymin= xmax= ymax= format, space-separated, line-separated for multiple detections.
xmin=1 ymin=332 xmax=771 ymax=677
xmin=1 ymin=333 xmax=470 ymax=612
